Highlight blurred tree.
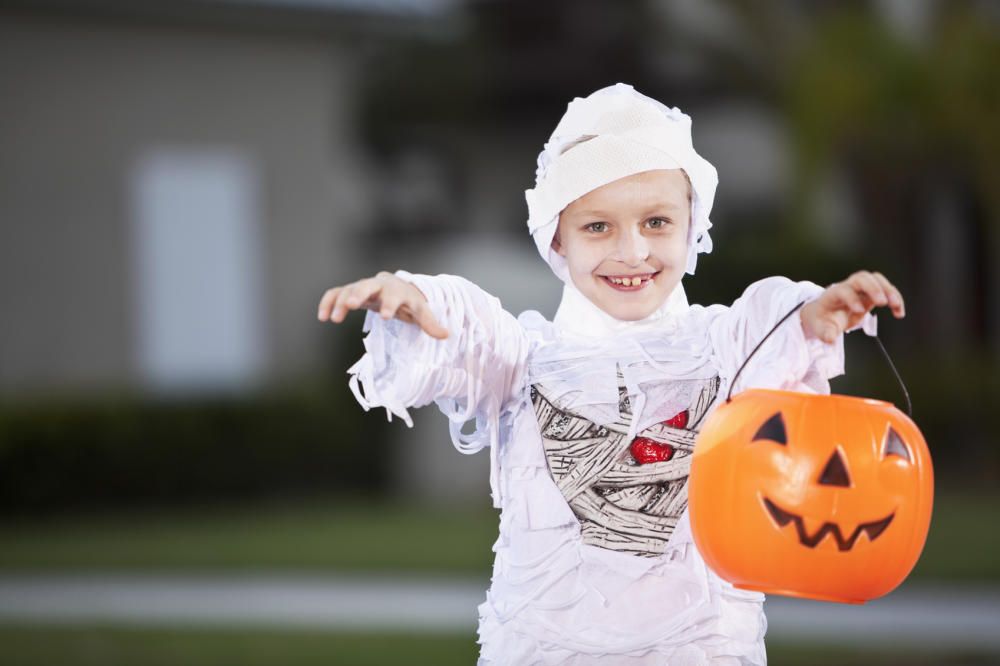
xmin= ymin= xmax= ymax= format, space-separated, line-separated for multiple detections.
xmin=703 ymin=1 xmax=999 ymax=349
xmin=714 ymin=1 xmax=1000 ymax=480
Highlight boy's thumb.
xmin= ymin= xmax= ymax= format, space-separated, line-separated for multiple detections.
xmin=429 ymin=321 xmax=450 ymax=339
xmin=419 ymin=309 xmax=449 ymax=339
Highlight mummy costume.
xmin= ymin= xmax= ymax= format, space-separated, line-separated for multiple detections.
xmin=348 ymin=84 xmax=875 ymax=665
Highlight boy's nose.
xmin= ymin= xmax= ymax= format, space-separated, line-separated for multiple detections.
xmin=617 ymin=229 xmax=650 ymax=266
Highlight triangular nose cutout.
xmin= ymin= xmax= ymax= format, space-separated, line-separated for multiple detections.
xmin=819 ymin=449 xmax=851 ymax=487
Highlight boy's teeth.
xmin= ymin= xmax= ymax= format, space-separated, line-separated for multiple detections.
xmin=610 ymin=276 xmax=646 ymax=287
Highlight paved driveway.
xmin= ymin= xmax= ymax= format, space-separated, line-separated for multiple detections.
xmin=1 ymin=575 xmax=997 ymax=651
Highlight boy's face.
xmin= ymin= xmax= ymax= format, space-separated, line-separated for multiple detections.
xmin=553 ymin=169 xmax=691 ymax=321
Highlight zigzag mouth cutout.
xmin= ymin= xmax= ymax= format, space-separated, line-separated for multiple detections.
xmin=762 ymin=496 xmax=895 ymax=551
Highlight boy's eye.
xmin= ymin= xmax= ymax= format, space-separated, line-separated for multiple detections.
xmin=647 ymin=217 xmax=672 ymax=229
xmin=585 ymin=222 xmax=608 ymax=233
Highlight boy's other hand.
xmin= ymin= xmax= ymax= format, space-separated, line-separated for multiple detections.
xmin=801 ymin=270 xmax=905 ymax=344
xmin=317 ymin=272 xmax=450 ymax=340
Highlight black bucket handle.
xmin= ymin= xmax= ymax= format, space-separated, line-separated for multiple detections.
xmin=726 ymin=300 xmax=912 ymax=416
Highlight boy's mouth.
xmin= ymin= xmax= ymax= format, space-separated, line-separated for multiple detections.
xmin=600 ymin=272 xmax=658 ymax=291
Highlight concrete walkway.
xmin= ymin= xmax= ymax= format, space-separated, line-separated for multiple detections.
xmin=1 ymin=575 xmax=998 ymax=651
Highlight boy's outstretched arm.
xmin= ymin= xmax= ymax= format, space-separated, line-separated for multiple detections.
xmin=317 ymin=271 xmax=450 ymax=340
xmin=318 ymin=270 xmax=529 ymax=508
xmin=800 ymin=270 xmax=906 ymax=344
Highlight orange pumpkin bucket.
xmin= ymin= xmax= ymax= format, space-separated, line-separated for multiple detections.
xmin=688 ymin=303 xmax=933 ymax=604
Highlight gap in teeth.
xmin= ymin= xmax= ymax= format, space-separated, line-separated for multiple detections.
xmin=610 ymin=276 xmax=646 ymax=287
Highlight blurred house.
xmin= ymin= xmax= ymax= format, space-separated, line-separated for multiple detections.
xmin=1 ymin=0 xmax=995 ymax=502
xmin=0 ymin=0 xmax=458 ymax=401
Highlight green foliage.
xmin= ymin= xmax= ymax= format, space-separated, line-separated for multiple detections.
xmin=784 ymin=6 xmax=1000 ymax=229
xmin=0 ymin=384 xmax=392 ymax=515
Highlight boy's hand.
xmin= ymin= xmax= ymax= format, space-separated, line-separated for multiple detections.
xmin=800 ymin=271 xmax=905 ymax=344
xmin=317 ymin=272 xmax=450 ymax=339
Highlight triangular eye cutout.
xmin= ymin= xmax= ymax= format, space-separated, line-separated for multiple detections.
xmin=819 ymin=449 xmax=851 ymax=487
xmin=753 ymin=413 xmax=787 ymax=445
xmin=883 ymin=426 xmax=911 ymax=463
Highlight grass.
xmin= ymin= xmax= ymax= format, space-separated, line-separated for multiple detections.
xmin=1 ymin=490 xmax=995 ymax=665
xmin=904 ymin=489 xmax=1000 ymax=581
xmin=0 ymin=489 xmax=996 ymax=581
xmin=0 ymin=625 xmax=480 ymax=666
xmin=0 ymin=496 xmax=497 ymax=575
xmin=0 ymin=625 xmax=996 ymax=666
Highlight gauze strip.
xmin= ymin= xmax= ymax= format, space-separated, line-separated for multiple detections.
xmin=525 ymin=83 xmax=719 ymax=283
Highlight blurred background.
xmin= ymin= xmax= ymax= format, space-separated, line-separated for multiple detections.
xmin=0 ymin=0 xmax=997 ymax=664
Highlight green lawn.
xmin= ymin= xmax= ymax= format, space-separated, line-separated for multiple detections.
xmin=0 ymin=625 xmax=995 ymax=666
xmin=0 ymin=625 xmax=480 ymax=666
xmin=902 ymin=489 xmax=1000 ymax=581
xmin=0 ymin=497 xmax=497 ymax=575
xmin=1 ymin=491 xmax=995 ymax=665
xmin=0 ymin=489 xmax=996 ymax=581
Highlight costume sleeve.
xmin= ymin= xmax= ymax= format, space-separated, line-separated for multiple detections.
xmin=709 ymin=276 xmax=877 ymax=395
xmin=346 ymin=271 xmax=531 ymax=506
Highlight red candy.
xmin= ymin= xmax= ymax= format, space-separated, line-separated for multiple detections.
xmin=630 ymin=437 xmax=675 ymax=464
xmin=662 ymin=410 xmax=689 ymax=429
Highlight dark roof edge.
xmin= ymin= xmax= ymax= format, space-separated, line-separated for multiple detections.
xmin=0 ymin=0 xmax=467 ymax=42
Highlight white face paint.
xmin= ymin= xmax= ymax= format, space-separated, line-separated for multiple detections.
xmin=552 ymin=169 xmax=691 ymax=321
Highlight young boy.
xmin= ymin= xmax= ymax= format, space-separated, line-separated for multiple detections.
xmin=317 ymin=83 xmax=904 ymax=665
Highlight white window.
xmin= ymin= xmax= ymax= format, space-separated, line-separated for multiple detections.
xmin=131 ymin=148 xmax=266 ymax=395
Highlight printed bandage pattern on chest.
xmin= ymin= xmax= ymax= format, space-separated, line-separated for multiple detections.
xmin=525 ymin=83 xmax=719 ymax=284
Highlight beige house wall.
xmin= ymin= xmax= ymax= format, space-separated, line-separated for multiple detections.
xmin=0 ymin=14 xmax=373 ymax=401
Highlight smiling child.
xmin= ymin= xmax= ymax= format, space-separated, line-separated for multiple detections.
xmin=318 ymin=83 xmax=904 ymax=665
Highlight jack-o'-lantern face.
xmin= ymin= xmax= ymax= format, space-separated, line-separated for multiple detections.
xmin=689 ymin=389 xmax=933 ymax=604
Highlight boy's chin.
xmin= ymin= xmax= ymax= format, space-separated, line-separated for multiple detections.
xmin=603 ymin=304 xmax=659 ymax=321
xmin=591 ymin=293 xmax=663 ymax=321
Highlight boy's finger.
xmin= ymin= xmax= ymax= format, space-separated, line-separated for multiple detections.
xmin=348 ymin=279 xmax=383 ymax=310
xmin=891 ymin=287 xmax=905 ymax=317
xmin=872 ymin=272 xmax=905 ymax=317
xmin=848 ymin=272 xmax=887 ymax=309
xmin=817 ymin=308 xmax=851 ymax=343
xmin=318 ymin=287 xmax=342 ymax=320
xmin=332 ymin=284 xmax=364 ymax=322
xmin=829 ymin=282 xmax=866 ymax=314
xmin=379 ymin=294 xmax=403 ymax=320
xmin=417 ymin=306 xmax=450 ymax=339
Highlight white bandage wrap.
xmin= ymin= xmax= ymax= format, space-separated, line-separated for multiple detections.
xmin=525 ymin=83 xmax=719 ymax=283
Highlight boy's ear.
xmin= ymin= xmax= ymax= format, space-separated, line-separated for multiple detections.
xmin=551 ymin=228 xmax=566 ymax=257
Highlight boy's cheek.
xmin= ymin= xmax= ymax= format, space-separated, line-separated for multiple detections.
xmin=563 ymin=246 xmax=606 ymax=275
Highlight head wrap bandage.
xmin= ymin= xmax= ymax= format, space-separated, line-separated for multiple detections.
xmin=525 ymin=83 xmax=719 ymax=284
